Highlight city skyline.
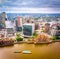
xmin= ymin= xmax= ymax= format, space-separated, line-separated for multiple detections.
xmin=0 ymin=0 xmax=60 ymax=13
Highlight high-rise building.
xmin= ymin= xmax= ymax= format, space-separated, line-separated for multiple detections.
xmin=22 ymin=23 xmax=35 ymax=37
xmin=2 ymin=12 xmax=6 ymax=19
xmin=1 ymin=12 xmax=7 ymax=28
xmin=14 ymin=20 xmax=17 ymax=32
xmin=16 ymin=16 xmax=22 ymax=31
xmin=17 ymin=16 xmax=22 ymax=27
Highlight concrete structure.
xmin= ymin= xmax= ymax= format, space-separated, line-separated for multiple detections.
xmin=17 ymin=16 xmax=22 ymax=27
xmin=22 ymin=23 xmax=35 ymax=37
xmin=0 ymin=29 xmax=7 ymax=39
xmin=1 ymin=12 xmax=7 ymax=28
xmin=15 ymin=16 xmax=22 ymax=31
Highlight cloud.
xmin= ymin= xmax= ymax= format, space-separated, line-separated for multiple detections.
xmin=1 ymin=0 xmax=59 ymax=8
xmin=0 ymin=0 xmax=60 ymax=13
xmin=12 ymin=0 xmax=33 ymax=7
xmin=21 ymin=2 xmax=27 ymax=5
xmin=0 ymin=0 xmax=60 ymax=8
xmin=5 ymin=0 xmax=12 ymax=3
xmin=0 ymin=0 xmax=11 ymax=4
xmin=0 ymin=7 xmax=60 ymax=13
xmin=0 ymin=0 xmax=2 ymax=4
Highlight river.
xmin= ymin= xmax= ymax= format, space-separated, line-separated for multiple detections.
xmin=0 ymin=42 xmax=60 ymax=59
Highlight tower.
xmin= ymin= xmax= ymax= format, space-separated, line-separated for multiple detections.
xmin=1 ymin=12 xmax=7 ymax=28
xmin=17 ymin=16 xmax=20 ymax=27
xmin=17 ymin=16 xmax=22 ymax=31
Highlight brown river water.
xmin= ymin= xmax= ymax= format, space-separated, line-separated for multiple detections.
xmin=0 ymin=42 xmax=60 ymax=59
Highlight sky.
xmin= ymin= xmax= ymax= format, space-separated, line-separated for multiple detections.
xmin=0 ymin=0 xmax=60 ymax=13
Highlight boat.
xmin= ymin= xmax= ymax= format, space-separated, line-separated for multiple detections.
xmin=26 ymin=41 xmax=34 ymax=44
xmin=34 ymin=41 xmax=53 ymax=44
